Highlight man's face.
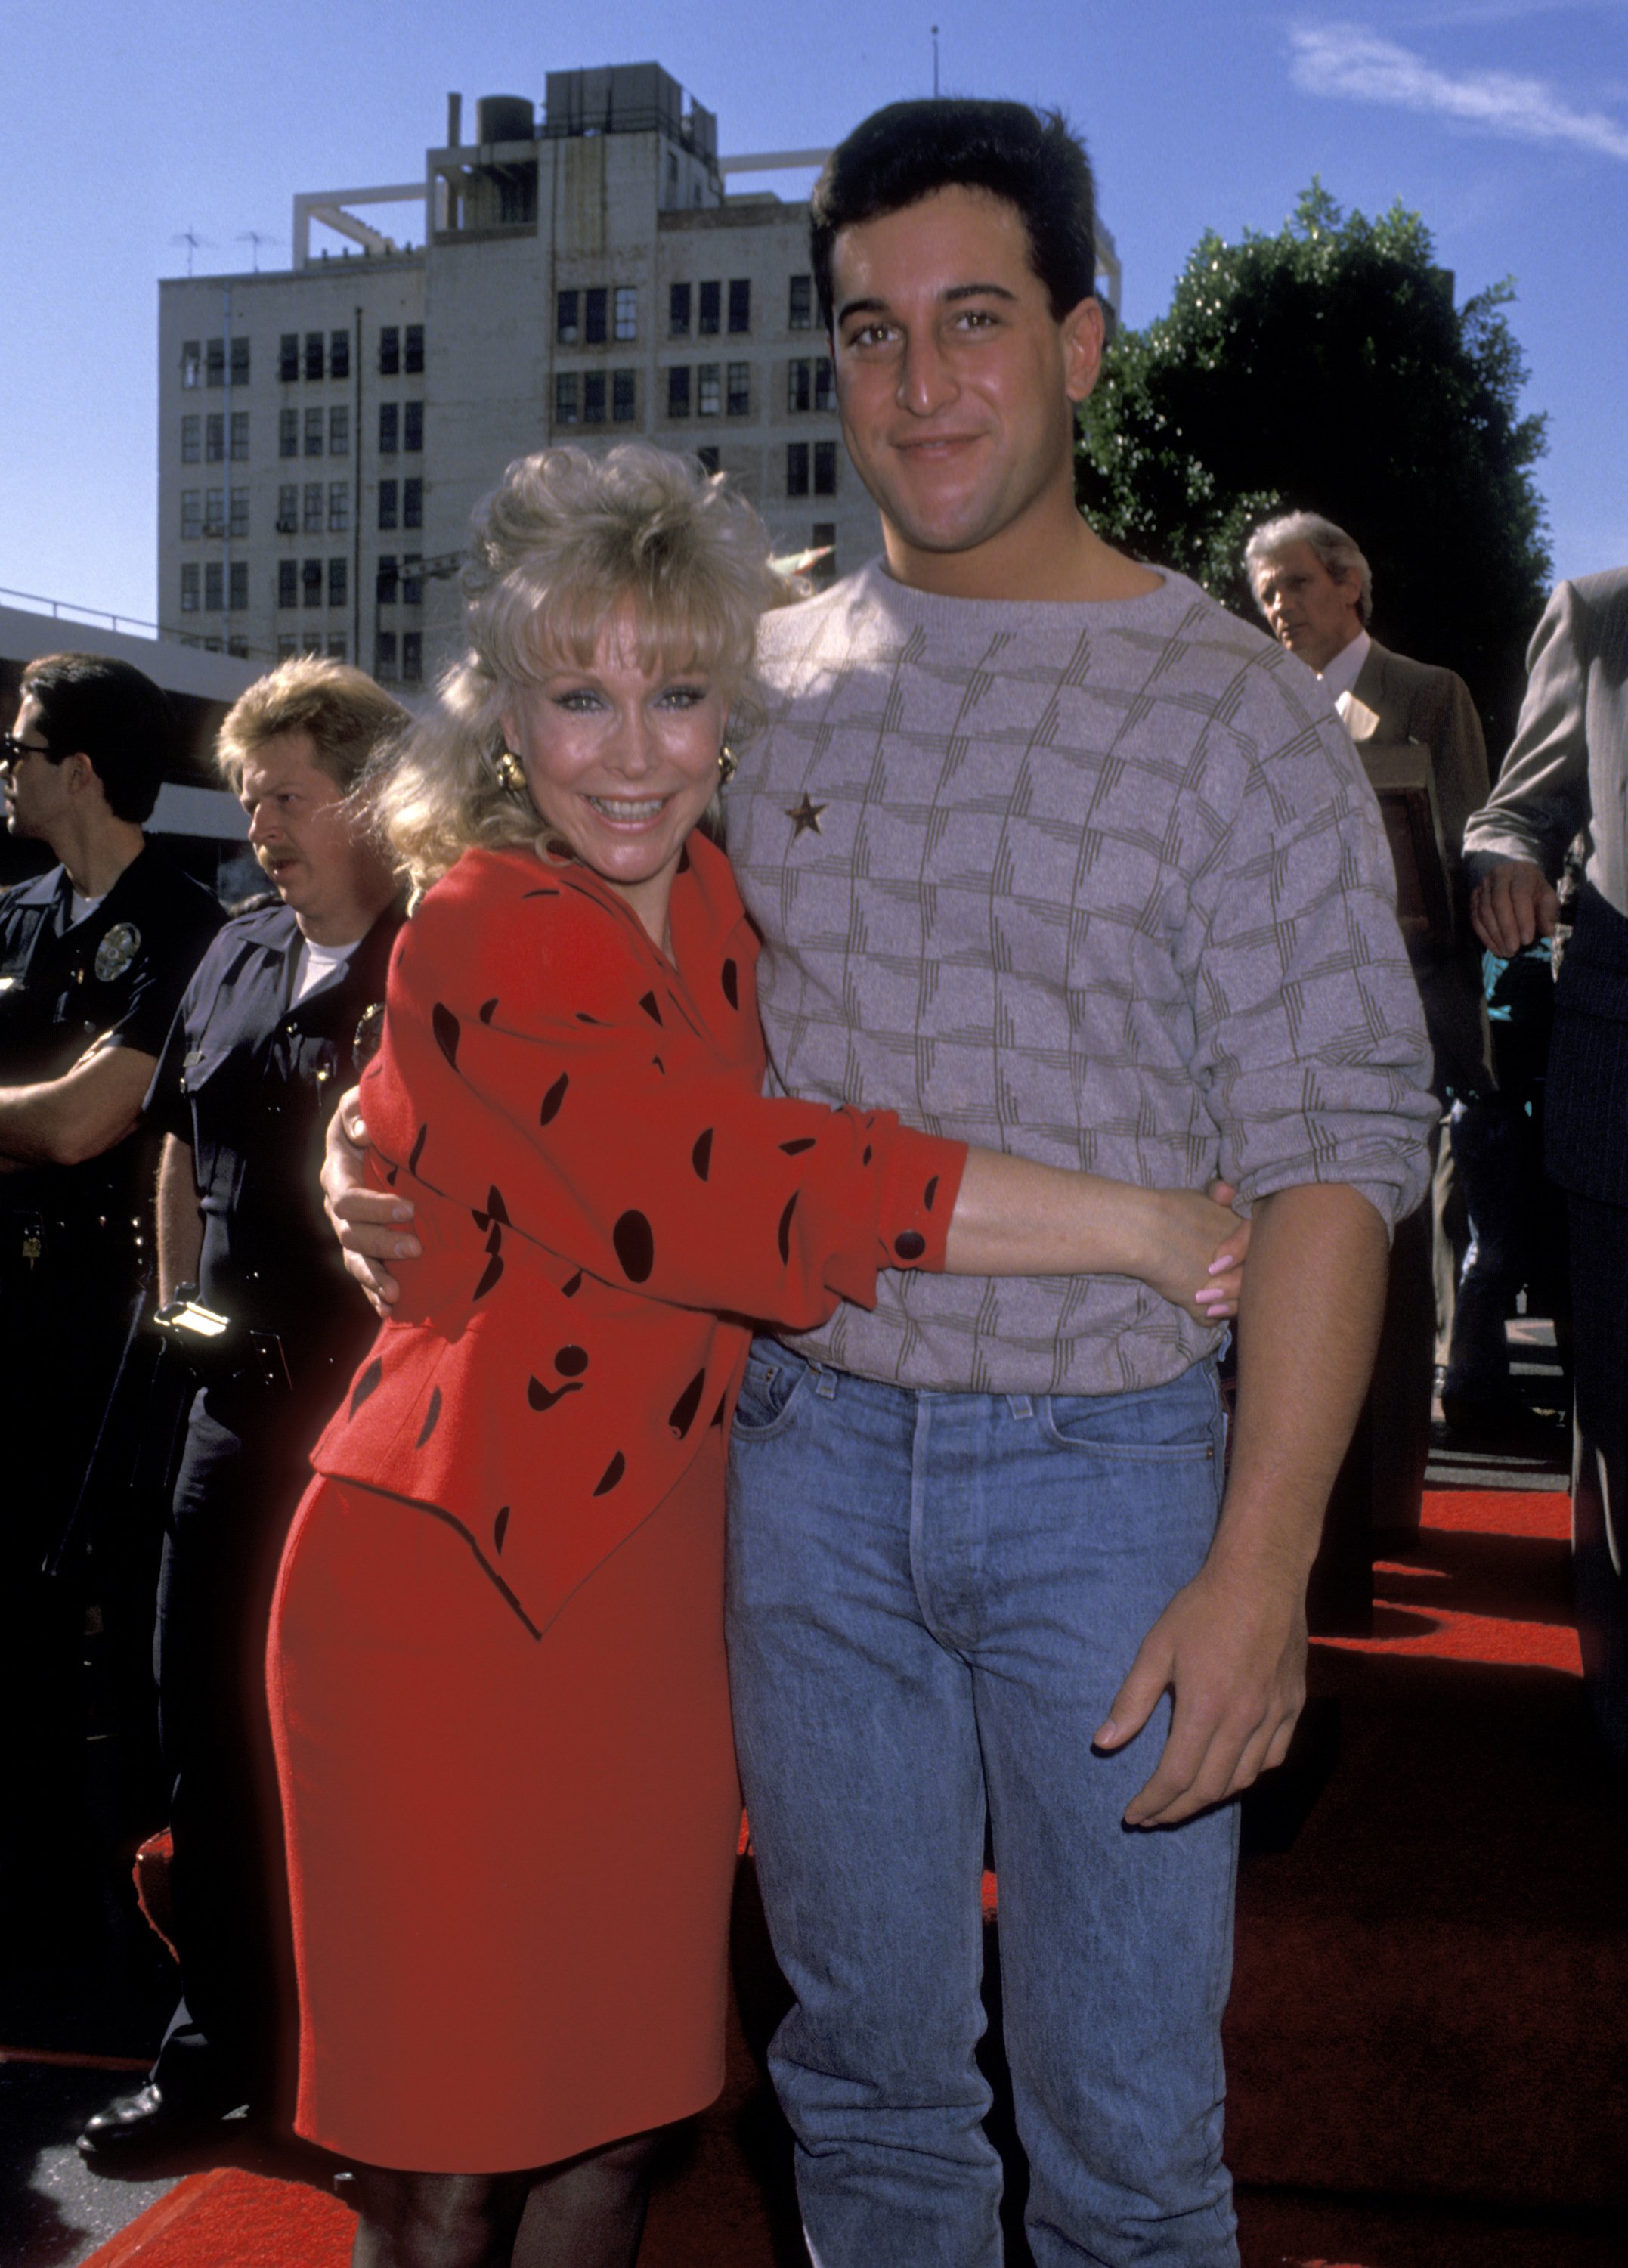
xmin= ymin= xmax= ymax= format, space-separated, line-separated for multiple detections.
xmin=239 ymin=731 xmax=381 ymax=939
xmin=1253 ymin=541 xmax=1364 ymax=675
xmin=828 ymin=185 xmax=1101 ymax=572
xmin=2 ymin=694 xmax=72 ymax=845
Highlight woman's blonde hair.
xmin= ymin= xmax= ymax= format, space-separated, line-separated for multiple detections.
xmin=370 ymin=444 xmax=781 ymax=890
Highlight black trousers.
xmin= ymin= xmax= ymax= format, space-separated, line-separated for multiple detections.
xmin=1568 ymin=1192 xmax=1628 ymax=1777
xmin=150 ymin=1387 xmax=315 ymax=2113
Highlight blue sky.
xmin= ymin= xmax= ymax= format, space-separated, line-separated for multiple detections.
xmin=5 ymin=0 xmax=1625 ymax=629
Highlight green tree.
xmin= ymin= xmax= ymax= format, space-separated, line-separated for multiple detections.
xmin=1077 ymin=184 xmax=1551 ymax=754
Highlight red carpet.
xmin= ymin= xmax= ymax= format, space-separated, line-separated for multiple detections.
xmin=77 ymin=1486 xmax=1626 ymax=2268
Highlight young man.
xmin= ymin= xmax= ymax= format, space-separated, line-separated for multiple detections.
xmin=717 ymin=106 xmax=1431 ymax=2266
xmin=0 ymin=654 xmax=222 ymax=1938
xmin=327 ymin=102 xmax=1434 ymax=2266
xmin=81 ymin=661 xmax=405 ymax=2161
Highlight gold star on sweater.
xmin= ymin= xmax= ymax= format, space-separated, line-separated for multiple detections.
xmin=786 ymin=792 xmax=828 ymax=838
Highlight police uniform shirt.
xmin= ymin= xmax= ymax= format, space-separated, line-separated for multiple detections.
xmin=0 ymin=844 xmax=224 ymax=1225
xmin=146 ymin=897 xmax=403 ymax=1367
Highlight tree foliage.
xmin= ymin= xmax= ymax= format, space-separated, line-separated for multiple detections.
xmin=1077 ymin=184 xmax=1552 ymax=754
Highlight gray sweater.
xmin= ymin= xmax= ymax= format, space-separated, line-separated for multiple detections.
xmin=727 ymin=561 xmax=1435 ymax=1395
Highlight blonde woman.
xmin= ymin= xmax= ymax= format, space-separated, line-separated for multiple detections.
xmin=268 ymin=444 xmax=1246 ymax=2268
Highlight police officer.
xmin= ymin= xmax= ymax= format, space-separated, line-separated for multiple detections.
xmin=78 ymin=657 xmax=407 ymax=2160
xmin=0 ymin=652 xmax=222 ymax=1938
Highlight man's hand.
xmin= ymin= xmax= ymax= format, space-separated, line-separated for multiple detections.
xmin=1094 ymin=1181 xmax=1389 ymax=1826
xmin=1469 ymin=856 xmax=1559 ymax=957
xmin=322 ymin=1083 xmax=419 ymax=1318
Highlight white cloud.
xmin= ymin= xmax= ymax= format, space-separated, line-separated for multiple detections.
xmin=1289 ymin=21 xmax=1628 ymax=157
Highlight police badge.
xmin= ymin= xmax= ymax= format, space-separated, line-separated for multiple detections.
xmin=94 ymin=922 xmax=141 ymax=982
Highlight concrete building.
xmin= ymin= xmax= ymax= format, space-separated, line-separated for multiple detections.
xmin=157 ymin=63 xmax=1122 ymax=689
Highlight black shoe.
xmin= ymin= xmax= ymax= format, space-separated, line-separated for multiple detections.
xmin=76 ymin=2081 xmax=248 ymax=2167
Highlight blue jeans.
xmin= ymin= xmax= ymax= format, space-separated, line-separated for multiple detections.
xmin=726 ymin=1343 xmax=1240 ymax=2268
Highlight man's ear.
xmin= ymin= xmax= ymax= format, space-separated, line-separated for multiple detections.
xmin=60 ymin=751 xmax=97 ymax=801
xmin=1060 ymin=296 xmax=1106 ymax=406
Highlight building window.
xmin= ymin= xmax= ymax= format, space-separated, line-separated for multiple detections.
xmin=811 ymin=522 xmax=837 ymax=590
xmin=230 ymin=410 xmax=249 ymax=460
xmin=404 ymin=478 xmax=423 ymax=529
xmin=229 ymin=560 xmax=249 ymax=611
xmin=180 ymin=490 xmax=201 ymax=541
xmin=277 ymin=559 xmax=298 ymax=608
xmin=814 ymin=441 xmax=837 ymax=495
xmin=667 ymin=366 xmax=690 ymax=418
xmin=302 ymin=558 xmax=323 ymax=607
xmin=379 ymin=326 xmax=401 ymax=376
xmin=583 ymin=372 xmax=606 ymax=426
xmin=816 ymin=355 xmax=834 ymax=411
xmin=327 ymin=635 xmax=347 ymax=662
xmin=585 ymin=287 xmax=608 ymax=345
xmin=614 ymin=286 xmax=637 ymax=342
xmin=329 ymin=405 xmax=349 ymax=456
xmin=206 ymin=337 xmax=225 ymax=387
xmin=788 ymin=361 xmax=811 ymax=414
xmin=377 ymin=556 xmax=398 ymax=603
xmin=612 ymin=369 xmax=636 ymax=423
xmin=786 ymin=442 xmax=809 ymax=497
xmin=181 ymin=414 xmax=200 ymax=463
xmin=279 ymin=333 xmax=299 ymax=382
xmin=206 ymin=414 xmax=224 ymax=463
xmin=329 ymin=558 xmax=348 ymax=608
xmin=555 ymin=372 xmax=579 ymax=426
xmin=404 ymin=401 xmax=422 ymax=452
xmin=303 ymin=482 xmax=324 ymax=532
xmin=698 ymin=280 xmax=720 ymax=336
xmin=278 ymin=408 xmax=298 ymax=459
xmin=276 ymin=484 xmax=298 ymax=533
xmin=728 ymin=279 xmax=751 ymax=334
xmin=697 ymin=364 xmax=720 ymax=417
xmin=229 ymin=488 xmax=249 ymax=539
xmin=181 ymin=340 xmax=202 ymax=389
xmin=305 ymin=330 xmax=325 ymax=380
xmin=401 ymin=556 xmax=422 ymax=605
xmin=669 ymin=283 xmax=691 ymax=337
xmin=403 ymin=631 xmax=422 ymax=683
xmin=277 ymin=633 xmax=300 ymax=660
xmin=379 ymin=480 xmax=398 ymax=531
xmin=203 ymin=487 xmax=225 ymax=536
xmin=230 ymin=337 xmax=249 ymax=386
xmin=789 ymin=274 xmax=813 ymax=330
xmin=205 ymin=561 xmax=224 ymax=611
xmin=304 ymin=407 xmax=324 ymax=457
xmin=376 ymin=631 xmax=398 ymax=679
xmin=556 ymin=291 xmax=578 ymax=345
xmin=405 ymin=324 xmax=424 ymax=373
xmin=328 ymin=482 xmax=349 ymax=533
xmin=330 ymin=329 xmax=350 ymax=380
xmin=379 ymin=402 xmax=398 ymax=454
xmin=181 ymin=562 xmax=200 ymax=612
xmin=726 ymin=362 xmax=750 ymax=417
xmin=697 ymin=445 xmax=720 ymax=475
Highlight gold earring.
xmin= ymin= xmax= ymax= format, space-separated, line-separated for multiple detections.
xmin=494 ymin=749 xmax=526 ymax=793
xmin=717 ymin=744 xmax=738 ymax=786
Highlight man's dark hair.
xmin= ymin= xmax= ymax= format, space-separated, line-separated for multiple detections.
xmin=19 ymin=653 xmax=174 ymax=824
xmin=810 ymin=99 xmax=1097 ymax=330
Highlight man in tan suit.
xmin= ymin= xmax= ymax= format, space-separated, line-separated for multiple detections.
xmin=1466 ymin=568 xmax=1628 ymax=1774
xmin=1246 ymin=512 xmax=1498 ymax=1588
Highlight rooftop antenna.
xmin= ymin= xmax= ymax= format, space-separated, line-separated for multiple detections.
xmin=172 ymin=227 xmax=212 ymax=277
xmin=236 ymin=230 xmax=282 ymax=272
xmin=931 ymin=25 xmax=939 ymax=97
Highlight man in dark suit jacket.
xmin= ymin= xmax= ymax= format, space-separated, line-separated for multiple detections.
xmin=1246 ymin=512 xmax=1498 ymax=1600
xmin=1466 ymin=568 xmax=1628 ymax=1776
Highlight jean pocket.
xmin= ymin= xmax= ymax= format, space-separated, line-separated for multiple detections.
xmin=1036 ymin=1382 xmax=1219 ymax=1461
xmin=730 ymin=1348 xmax=810 ymax=1442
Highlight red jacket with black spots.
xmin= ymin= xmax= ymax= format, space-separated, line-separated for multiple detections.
xmin=310 ymin=833 xmax=967 ymax=1635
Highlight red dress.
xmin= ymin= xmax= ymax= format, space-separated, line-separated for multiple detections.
xmin=266 ymin=835 xmax=964 ymax=2172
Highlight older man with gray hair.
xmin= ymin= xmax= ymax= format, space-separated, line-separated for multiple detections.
xmin=1247 ymin=510 xmax=1502 ymax=1557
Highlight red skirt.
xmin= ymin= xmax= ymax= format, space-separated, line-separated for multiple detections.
xmin=266 ymin=1432 xmax=738 ymax=2173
